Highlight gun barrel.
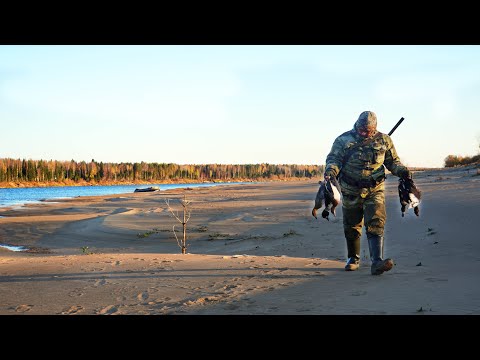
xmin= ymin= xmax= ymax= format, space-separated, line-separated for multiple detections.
xmin=388 ymin=117 xmax=405 ymax=136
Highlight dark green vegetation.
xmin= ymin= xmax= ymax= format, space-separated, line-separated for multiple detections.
xmin=444 ymin=154 xmax=480 ymax=167
xmin=444 ymin=142 xmax=480 ymax=167
xmin=0 ymin=158 xmax=324 ymax=185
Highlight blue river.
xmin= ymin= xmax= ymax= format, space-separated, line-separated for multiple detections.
xmin=0 ymin=182 xmax=249 ymax=208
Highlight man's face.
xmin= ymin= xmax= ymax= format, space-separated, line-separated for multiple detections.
xmin=357 ymin=125 xmax=376 ymax=138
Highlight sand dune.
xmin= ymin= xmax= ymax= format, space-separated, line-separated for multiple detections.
xmin=1 ymin=165 xmax=479 ymax=314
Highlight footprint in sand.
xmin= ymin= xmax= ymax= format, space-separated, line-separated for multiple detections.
xmin=224 ymin=303 xmax=240 ymax=310
xmin=351 ymin=290 xmax=367 ymax=296
xmin=147 ymin=297 xmax=172 ymax=306
xmin=69 ymin=289 xmax=85 ymax=297
xmin=305 ymin=262 xmax=322 ymax=267
xmin=91 ymin=268 xmax=106 ymax=272
xmin=425 ymin=277 xmax=448 ymax=282
xmin=61 ymin=305 xmax=84 ymax=315
xmin=137 ymin=291 xmax=149 ymax=302
xmin=97 ymin=305 xmax=119 ymax=315
xmin=185 ymin=295 xmax=223 ymax=306
xmin=15 ymin=304 xmax=32 ymax=313
xmin=94 ymin=279 xmax=107 ymax=287
xmin=223 ymin=284 xmax=238 ymax=291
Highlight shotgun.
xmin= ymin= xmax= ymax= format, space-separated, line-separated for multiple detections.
xmin=388 ymin=117 xmax=405 ymax=136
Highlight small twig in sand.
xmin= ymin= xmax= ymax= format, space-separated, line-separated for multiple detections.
xmin=165 ymin=194 xmax=192 ymax=254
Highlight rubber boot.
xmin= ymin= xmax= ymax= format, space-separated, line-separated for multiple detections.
xmin=368 ymin=235 xmax=394 ymax=275
xmin=345 ymin=237 xmax=360 ymax=271
xmin=345 ymin=256 xmax=360 ymax=271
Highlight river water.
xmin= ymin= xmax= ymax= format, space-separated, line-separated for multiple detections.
xmin=0 ymin=181 xmax=249 ymax=208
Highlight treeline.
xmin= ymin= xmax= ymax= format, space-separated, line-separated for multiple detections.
xmin=0 ymin=158 xmax=324 ymax=184
xmin=444 ymin=154 xmax=480 ymax=167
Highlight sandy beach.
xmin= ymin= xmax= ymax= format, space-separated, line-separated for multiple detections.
xmin=1 ymin=165 xmax=479 ymax=315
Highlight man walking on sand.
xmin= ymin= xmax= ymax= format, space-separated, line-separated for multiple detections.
xmin=323 ymin=111 xmax=412 ymax=275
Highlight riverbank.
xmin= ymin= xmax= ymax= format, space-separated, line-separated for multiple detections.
xmin=1 ymin=166 xmax=479 ymax=314
xmin=0 ymin=176 xmax=315 ymax=189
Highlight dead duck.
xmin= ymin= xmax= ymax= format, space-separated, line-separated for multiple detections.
xmin=398 ymin=177 xmax=421 ymax=217
xmin=312 ymin=178 xmax=341 ymax=221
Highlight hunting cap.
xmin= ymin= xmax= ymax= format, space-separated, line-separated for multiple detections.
xmin=355 ymin=111 xmax=377 ymax=130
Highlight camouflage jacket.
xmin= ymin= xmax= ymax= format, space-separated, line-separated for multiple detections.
xmin=325 ymin=129 xmax=409 ymax=194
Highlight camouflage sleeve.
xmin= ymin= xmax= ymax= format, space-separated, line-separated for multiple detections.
xmin=383 ymin=135 xmax=409 ymax=178
xmin=324 ymin=136 xmax=346 ymax=177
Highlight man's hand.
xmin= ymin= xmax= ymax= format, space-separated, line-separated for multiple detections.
xmin=324 ymin=171 xmax=335 ymax=181
xmin=401 ymin=169 xmax=412 ymax=180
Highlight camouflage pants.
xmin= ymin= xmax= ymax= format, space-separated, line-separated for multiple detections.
xmin=342 ymin=188 xmax=386 ymax=246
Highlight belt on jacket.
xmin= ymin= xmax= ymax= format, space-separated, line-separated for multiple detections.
xmin=340 ymin=173 xmax=385 ymax=188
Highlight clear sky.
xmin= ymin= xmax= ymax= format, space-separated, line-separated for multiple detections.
xmin=1 ymin=45 xmax=479 ymax=168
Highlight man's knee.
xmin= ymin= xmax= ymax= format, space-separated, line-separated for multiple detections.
xmin=366 ymin=218 xmax=385 ymax=236
xmin=344 ymin=227 xmax=362 ymax=239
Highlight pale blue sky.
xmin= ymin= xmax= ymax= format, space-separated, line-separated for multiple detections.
xmin=1 ymin=45 xmax=479 ymax=168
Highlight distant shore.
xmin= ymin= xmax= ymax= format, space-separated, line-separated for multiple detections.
xmin=0 ymin=176 xmax=317 ymax=189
